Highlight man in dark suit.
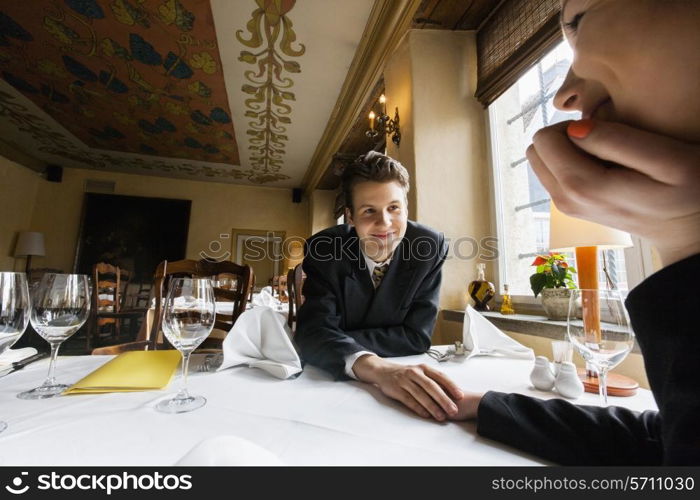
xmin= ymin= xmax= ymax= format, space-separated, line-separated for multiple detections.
xmin=296 ymin=151 xmax=463 ymax=421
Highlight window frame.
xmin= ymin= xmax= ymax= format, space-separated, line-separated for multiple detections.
xmin=485 ymin=61 xmax=655 ymax=312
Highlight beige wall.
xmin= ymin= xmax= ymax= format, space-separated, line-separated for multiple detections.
xmin=1 ymin=159 xmax=310 ymax=274
xmin=309 ymin=189 xmax=339 ymax=236
xmin=0 ymin=157 xmax=41 ymax=271
xmin=385 ymin=30 xmax=491 ymax=311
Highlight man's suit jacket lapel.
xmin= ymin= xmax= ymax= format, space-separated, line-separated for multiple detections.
xmin=342 ymin=231 xmax=374 ymax=328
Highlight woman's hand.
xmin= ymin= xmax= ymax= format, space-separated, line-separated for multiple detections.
xmin=352 ymin=354 xmax=463 ymax=421
xmin=527 ymin=119 xmax=700 ymax=267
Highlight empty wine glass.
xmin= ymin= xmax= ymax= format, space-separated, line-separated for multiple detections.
xmin=1 ymin=272 xmax=31 ymax=433
xmin=567 ymin=289 xmax=635 ymax=405
xmin=17 ymin=274 xmax=90 ymax=399
xmin=156 ymin=278 xmax=215 ymax=414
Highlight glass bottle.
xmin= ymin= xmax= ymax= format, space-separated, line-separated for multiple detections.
xmin=500 ymin=284 xmax=516 ymax=315
xmin=467 ymin=263 xmax=495 ymax=311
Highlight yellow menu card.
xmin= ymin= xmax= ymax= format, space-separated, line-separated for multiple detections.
xmin=64 ymin=350 xmax=181 ymax=394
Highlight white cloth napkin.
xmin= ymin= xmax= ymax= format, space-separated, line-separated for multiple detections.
xmin=462 ymin=305 xmax=534 ymax=359
xmin=251 ymin=288 xmax=279 ymax=308
xmin=175 ymin=435 xmax=284 ymax=466
xmin=0 ymin=347 xmax=38 ymax=368
xmin=219 ymin=306 xmax=302 ymax=379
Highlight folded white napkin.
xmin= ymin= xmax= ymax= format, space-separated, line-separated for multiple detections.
xmin=251 ymin=288 xmax=279 ymax=308
xmin=175 ymin=435 xmax=284 ymax=466
xmin=0 ymin=347 xmax=38 ymax=368
xmin=219 ymin=306 xmax=302 ymax=379
xmin=462 ymin=305 xmax=534 ymax=359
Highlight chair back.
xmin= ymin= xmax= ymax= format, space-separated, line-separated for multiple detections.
xmin=92 ymin=263 xmax=131 ymax=316
xmin=286 ymin=263 xmax=306 ymax=331
xmin=149 ymin=259 xmax=254 ymax=349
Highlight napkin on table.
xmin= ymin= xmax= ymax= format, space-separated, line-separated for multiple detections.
xmin=175 ymin=435 xmax=284 ymax=466
xmin=218 ymin=306 xmax=301 ymax=379
xmin=251 ymin=288 xmax=280 ymax=308
xmin=0 ymin=347 xmax=38 ymax=367
xmin=462 ymin=305 xmax=534 ymax=359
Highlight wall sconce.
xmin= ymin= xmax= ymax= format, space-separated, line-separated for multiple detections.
xmin=366 ymin=94 xmax=401 ymax=146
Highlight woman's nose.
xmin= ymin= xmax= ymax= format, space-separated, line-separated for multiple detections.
xmin=553 ymin=67 xmax=583 ymax=112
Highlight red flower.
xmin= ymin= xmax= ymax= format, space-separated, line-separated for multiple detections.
xmin=531 ymin=256 xmax=547 ymax=266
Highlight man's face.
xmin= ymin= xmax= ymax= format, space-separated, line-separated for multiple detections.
xmin=346 ymin=180 xmax=408 ymax=262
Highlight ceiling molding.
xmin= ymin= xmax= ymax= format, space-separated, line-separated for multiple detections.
xmin=300 ymin=0 xmax=422 ymax=195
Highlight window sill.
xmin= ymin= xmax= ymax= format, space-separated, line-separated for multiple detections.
xmin=442 ymin=309 xmax=641 ymax=354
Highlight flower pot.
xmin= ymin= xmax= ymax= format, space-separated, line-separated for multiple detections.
xmin=540 ymin=288 xmax=572 ymax=321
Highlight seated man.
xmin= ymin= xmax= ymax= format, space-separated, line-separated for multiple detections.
xmin=295 ymin=151 xmax=463 ymax=421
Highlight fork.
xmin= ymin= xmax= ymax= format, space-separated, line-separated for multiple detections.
xmin=195 ymin=352 xmax=223 ymax=372
xmin=426 ymin=348 xmax=454 ymax=362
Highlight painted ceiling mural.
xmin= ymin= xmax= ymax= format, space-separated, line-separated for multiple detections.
xmin=237 ymin=0 xmax=305 ymax=184
xmin=0 ymin=0 xmax=241 ymax=163
xmin=0 ymin=0 xmax=374 ymax=186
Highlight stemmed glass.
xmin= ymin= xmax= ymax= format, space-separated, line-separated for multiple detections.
xmin=17 ymin=274 xmax=90 ymax=399
xmin=156 ymin=277 xmax=215 ymax=414
xmin=1 ymin=272 xmax=31 ymax=432
xmin=567 ymin=289 xmax=635 ymax=405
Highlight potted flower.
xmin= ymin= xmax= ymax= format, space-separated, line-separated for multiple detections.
xmin=530 ymin=253 xmax=577 ymax=320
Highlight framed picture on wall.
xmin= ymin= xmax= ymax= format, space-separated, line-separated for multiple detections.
xmin=73 ymin=193 xmax=191 ymax=282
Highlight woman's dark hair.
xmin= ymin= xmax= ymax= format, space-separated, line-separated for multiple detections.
xmin=341 ymin=151 xmax=410 ymax=212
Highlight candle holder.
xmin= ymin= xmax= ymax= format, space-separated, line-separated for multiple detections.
xmin=366 ymin=94 xmax=401 ymax=146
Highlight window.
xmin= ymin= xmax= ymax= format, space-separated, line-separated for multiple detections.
xmin=488 ymin=41 xmax=646 ymax=301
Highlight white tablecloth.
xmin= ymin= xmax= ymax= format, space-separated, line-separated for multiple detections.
xmin=0 ymin=352 xmax=657 ymax=466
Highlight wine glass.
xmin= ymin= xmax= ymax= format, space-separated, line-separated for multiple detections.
xmin=156 ymin=277 xmax=215 ymax=414
xmin=567 ymin=289 xmax=635 ymax=405
xmin=17 ymin=274 xmax=90 ymax=400
xmin=1 ymin=272 xmax=31 ymax=433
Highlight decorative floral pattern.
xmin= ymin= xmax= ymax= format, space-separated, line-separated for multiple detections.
xmin=0 ymin=1 xmax=240 ymax=167
xmin=0 ymin=86 xmax=274 ymax=183
xmin=236 ymin=0 xmax=304 ymax=183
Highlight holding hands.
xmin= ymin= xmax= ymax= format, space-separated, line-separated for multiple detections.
xmin=352 ymin=354 xmax=464 ymax=421
xmin=526 ymin=119 xmax=700 ymax=267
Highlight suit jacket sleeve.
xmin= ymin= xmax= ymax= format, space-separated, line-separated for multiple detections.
xmin=296 ymin=237 xmax=447 ymax=380
xmin=476 ymin=253 xmax=700 ymax=465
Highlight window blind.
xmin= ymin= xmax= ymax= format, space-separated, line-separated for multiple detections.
xmin=475 ymin=0 xmax=563 ymax=106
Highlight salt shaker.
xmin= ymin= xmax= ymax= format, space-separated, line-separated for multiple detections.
xmin=554 ymin=362 xmax=585 ymax=399
xmin=530 ymin=356 xmax=555 ymax=391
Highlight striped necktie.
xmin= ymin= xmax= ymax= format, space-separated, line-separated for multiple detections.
xmin=371 ymin=262 xmax=390 ymax=289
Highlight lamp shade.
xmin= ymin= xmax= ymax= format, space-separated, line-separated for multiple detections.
xmin=14 ymin=231 xmax=46 ymax=257
xmin=549 ymin=202 xmax=632 ymax=251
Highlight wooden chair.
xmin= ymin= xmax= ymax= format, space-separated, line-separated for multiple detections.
xmin=92 ymin=259 xmax=254 ymax=355
xmin=87 ymin=263 xmax=144 ymax=351
xmin=286 ymin=263 xmax=306 ymax=332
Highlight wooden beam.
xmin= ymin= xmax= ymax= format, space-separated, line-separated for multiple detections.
xmin=301 ymin=0 xmax=423 ymax=195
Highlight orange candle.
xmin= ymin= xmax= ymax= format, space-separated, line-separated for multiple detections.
xmin=576 ymin=246 xmax=601 ymax=343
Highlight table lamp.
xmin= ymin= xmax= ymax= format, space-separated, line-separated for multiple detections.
xmin=14 ymin=231 xmax=45 ymax=275
xmin=548 ymin=202 xmax=637 ymax=395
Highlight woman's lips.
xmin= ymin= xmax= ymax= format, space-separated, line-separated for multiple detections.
xmin=584 ymin=98 xmax=613 ymax=120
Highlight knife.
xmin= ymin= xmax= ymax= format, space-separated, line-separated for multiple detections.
xmin=0 ymin=352 xmax=49 ymax=378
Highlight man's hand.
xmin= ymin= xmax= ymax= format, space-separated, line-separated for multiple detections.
xmin=352 ymin=354 xmax=463 ymax=421
xmin=448 ymin=391 xmax=484 ymax=421
xmin=527 ymin=119 xmax=700 ymax=267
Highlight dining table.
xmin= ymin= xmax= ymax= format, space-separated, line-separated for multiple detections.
xmin=0 ymin=348 xmax=657 ymax=466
